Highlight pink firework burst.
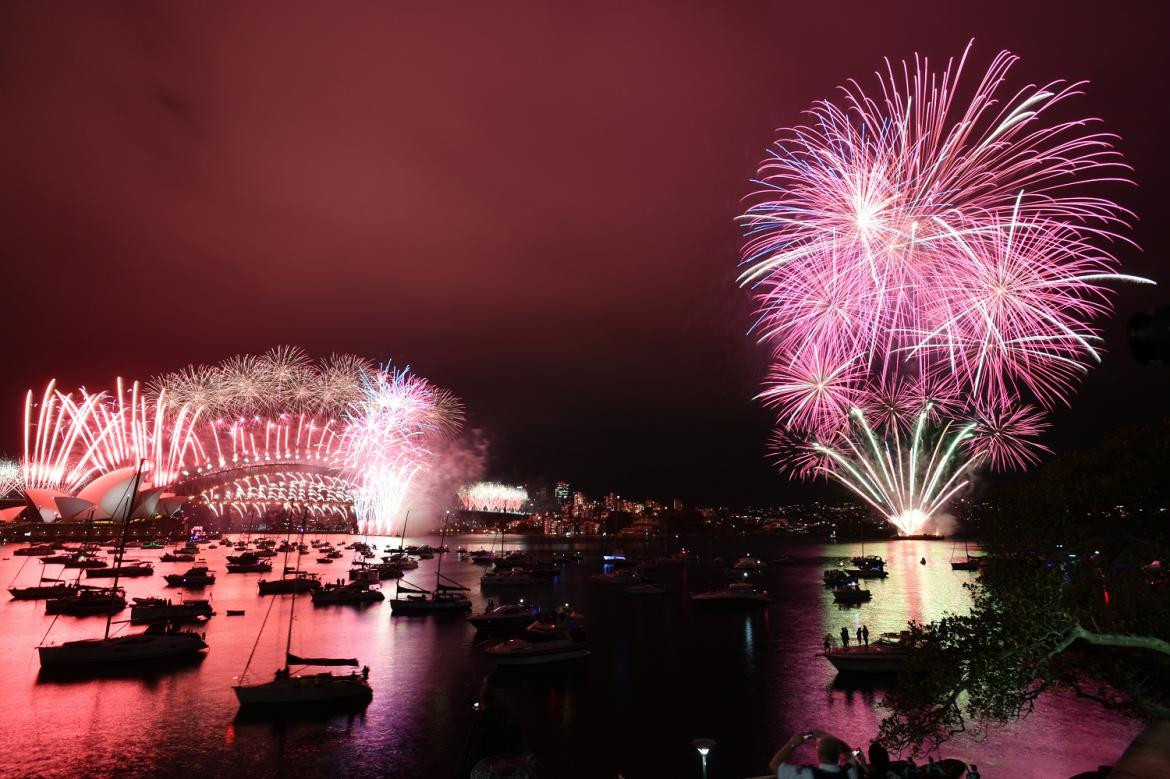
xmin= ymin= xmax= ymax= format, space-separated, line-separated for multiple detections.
xmin=966 ymin=405 xmax=1052 ymax=472
xmin=739 ymin=42 xmax=1147 ymax=531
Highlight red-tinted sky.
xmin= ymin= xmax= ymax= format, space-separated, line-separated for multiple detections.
xmin=1 ymin=2 xmax=1167 ymax=504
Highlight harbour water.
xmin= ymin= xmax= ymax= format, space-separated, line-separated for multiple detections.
xmin=0 ymin=535 xmax=1139 ymax=778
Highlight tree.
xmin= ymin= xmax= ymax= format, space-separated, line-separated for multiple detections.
xmin=878 ymin=419 xmax=1170 ymax=754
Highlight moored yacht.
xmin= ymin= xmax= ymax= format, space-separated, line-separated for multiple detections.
xmin=832 ymin=582 xmax=873 ymax=603
xmin=45 ymin=586 xmax=126 ymax=615
xmin=483 ymin=619 xmax=589 ymax=666
xmin=38 ymin=622 xmax=208 ymax=667
xmin=164 ymin=566 xmax=216 ymax=588
xmin=311 ymin=580 xmax=385 ymax=605
xmin=467 ymin=603 xmax=536 ymax=633
xmin=130 ymin=597 xmax=214 ymax=623
xmin=690 ymin=581 xmax=774 ymax=607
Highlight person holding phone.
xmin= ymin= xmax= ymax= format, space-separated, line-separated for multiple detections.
xmin=767 ymin=728 xmax=864 ymax=778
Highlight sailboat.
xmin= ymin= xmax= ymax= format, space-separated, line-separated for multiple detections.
xmin=949 ymin=538 xmax=981 ymax=571
xmin=390 ymin=512 xmax=470 ymax=614
xmin=233 ymin=523 xmax=372 ymax=707
xmin=38 ymin=460 xmax=209 ymax=668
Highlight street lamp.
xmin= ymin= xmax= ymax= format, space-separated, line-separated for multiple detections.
xmin=692 ymin=738 xmax=716 ymax=779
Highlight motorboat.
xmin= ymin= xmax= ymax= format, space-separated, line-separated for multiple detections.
xmin=690 ymin=582 xmax=774 ymax=607
xmin=850 ymin=554 xmax=886 ymax=568
xmin=45 ymin=586 xmax=127 ymax=615
xmin=832 ymin=583 xmax=873 ymax=603
xmin=164 ymin=566 xmax=216 ymax=588
xmin=85 ymin=561 xmax=154 ymax=578
xmin=732 ymin=556 xmax=765 ymax=572
xmin=466 ymin=604 xmax=536 ymax=633
xmin=481 ymin=569 xmax=540 ymax=587
xmin=130 ymin=597 xmax=214 ymax=623
xmin=382 ymin=554 xmax=418 ymax=570
xmin=824 ymin=633 xmax=912 ymax=674
xmin=845 ymin=567 xmax=889 ymax=579
xmin=483 ymin=621 xmax=589 ymax=666
xmin=160 ymin=552 xmax=196 ymax=563
xmin=226 ymin=561 xmax=273 ymax=573
xmin=468 ymin=549 xmax=495 ymax=565
xmin=38 ymin=622 xmax=208 ymax=667
xmin=258 ymin=572 xmax=320 ymax=594
xmin=625 ymin=581 xmax=666 ymax=595
xmin=823 ymin=569 xmax=856 ymax=587
xmin=590 ymin=569 xmax=643 ymax=585
xmin=311 ymin=580 xmax=385 ymax=605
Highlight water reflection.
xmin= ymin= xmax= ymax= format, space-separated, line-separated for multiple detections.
xmin=0 ymin=535 xmax=1137 ymax=778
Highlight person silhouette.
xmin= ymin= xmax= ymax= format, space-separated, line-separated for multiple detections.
xmin=840 ymin=626 xmax=850 ymax=648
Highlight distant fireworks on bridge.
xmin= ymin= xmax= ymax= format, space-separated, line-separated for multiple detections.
xmin=19 ymin=348 xmax=463 ymax=535
xmin=457 ymin=482 xmax=529 ymax=514
xmin=741 ymin=43 xmax=1149 ymax=534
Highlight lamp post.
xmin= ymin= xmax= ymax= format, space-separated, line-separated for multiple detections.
xmin=692 ymin=738 xmax=716 ymax=779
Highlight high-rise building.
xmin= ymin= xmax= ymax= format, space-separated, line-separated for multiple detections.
xmin=555 ymin=481 xmax=571 ymax=507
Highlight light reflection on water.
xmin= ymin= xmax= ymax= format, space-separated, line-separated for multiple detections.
xmin=0 ymin=536 xmax=1139 ymax=778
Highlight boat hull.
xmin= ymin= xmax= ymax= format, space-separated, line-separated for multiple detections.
xmin=825 ymin=650 xmax=908 ymax=674
xmin=234 ymin=675 xmax=372 ymax=706
xmin=38 ymin=634 xmax=208 ymax=667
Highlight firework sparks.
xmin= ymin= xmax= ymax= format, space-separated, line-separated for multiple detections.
xmin=19 ymin=350 xmax=462 ymax=530
xmin=458 ymin=482 xmax=529 ymax=514
xmin=741 ymin=43 xmax=1148 ymax=533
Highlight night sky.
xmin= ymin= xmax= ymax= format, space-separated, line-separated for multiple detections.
xmin=1 ymin=2 xmax=1167 ymax=505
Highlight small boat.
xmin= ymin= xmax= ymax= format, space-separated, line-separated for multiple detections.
xmin=382 ymin=553 xmax=418 ymax=570
xmin=226 ymin=561 xmax=273 ymax=574
xmin=691 ymin=582 xmax=774 ymax=608
xmin=86 ymin=561 xmax=154 ymax=578
xmin=468 ymin=549 xmax=495 ymax=565
xmin=164 ymin=566 xmax=216 ymax=588
xmin=234 ymin=663 xmax=372 ymax=707
xmin=845 ymin=567 xmax=889 ymax=579
xmin=258 ymin=572 xmax=320 ymax=595
xmin=481 ymin=569 xmax=540 ymax=587
xmin=850 ymin=554 xmax=886 ymax=568
xmin=317 ymin=557 xmax=334 ymax=564
xmin=160 ymin=553 xmax=196 ymax=563
xmin=823 ymin=569 xmax=856 ymax=587
xmin=311 ymin=580 xmax=384 ymax=606
xmin=45 ymin=586 xmax=126 ymax=615
xmin=233 ymin=533 xmax=372 ymax=708
xmin=131 ymin=597 xmax=214 ymax=623
xmin=625 ymin=582 xmax=666 ymax=595
xmin=466 ymin=603 xmax=536 ymax=633
xmin=824 ymin=633 xmax=912 ymax=674
xmin=389 ymin=580 xmax=471 ymax=614
xmin=9 ymin=581 xmax=76 ymax=600
xmin=484 ymin=620 xmax=589 ymax=666
xmin=590 ymin=569 xmax=643 ymax=586
xmin=39 ymin=622 xmax=208 ymax=667
xmin=950 ymin=557 xmax=981 ymax=571
xmin=59 ymin=554 xmax=108 ymax=569
xmin=832 ymin=583 xmax=872 ymax=604
xmin=15 ymin=545 xmax=56 ymax=556
xmin=142 ymin=541 xmax=165 ymax=550
xmin=226 ymin=609 xmax=246 ymax=616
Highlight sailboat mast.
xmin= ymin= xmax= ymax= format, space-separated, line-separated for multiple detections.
xmin=105 ymin=458 xmax=146 ymax=640
xmin=284 ymin=512 xmax=308 ymax=664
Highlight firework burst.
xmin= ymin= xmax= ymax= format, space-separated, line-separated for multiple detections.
xmin=740 ymin=43 xmax=1149 ymax=534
